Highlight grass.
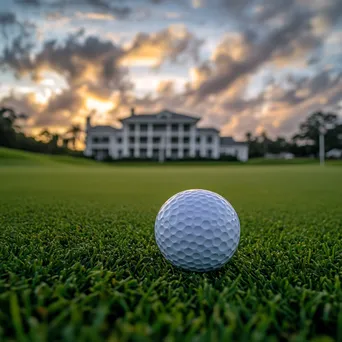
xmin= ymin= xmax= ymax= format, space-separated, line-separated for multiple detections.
xmin=0 ymin=148 xmax=342 ymax=341
xmin=0 ymin=147 xmax=102 ymax=167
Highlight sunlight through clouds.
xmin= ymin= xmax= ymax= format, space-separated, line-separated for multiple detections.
xmin=0 ymin=0 xmax=341 ymax=138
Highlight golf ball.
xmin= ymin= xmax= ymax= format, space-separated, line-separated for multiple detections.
xmin=155 ymin=189 xmax=240 ymax=272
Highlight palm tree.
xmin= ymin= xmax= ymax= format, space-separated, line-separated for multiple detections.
xmin=62 ymin=137 xmax=71 ymax=148
xmin=39 ymin=129 xmax=53 ymax=142
xmin=0 ymin=107 xmax=17 ymax=147
xmin=261 ymin=131 xmax=269 ymax=156
xmin=245 ymin=132 xmax=252 ymax=144
xmin=51 ymin=134 xmax=60 ymax=148
xmin=66 ymin=124 xmax=82 ymax=150
xmin=0 ymin=107 xmax=26 ymax=132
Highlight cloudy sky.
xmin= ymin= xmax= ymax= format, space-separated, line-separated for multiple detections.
xmin=1 ymin=0 xmax=342 ymax=140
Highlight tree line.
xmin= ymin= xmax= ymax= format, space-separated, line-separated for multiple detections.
xmin=1 ymin=106 xmax=342 ymax=158
xmin=0 ymin=107 xmax=82 ymax=155
xmin=246 ymin=111 xmax=342 ymax=158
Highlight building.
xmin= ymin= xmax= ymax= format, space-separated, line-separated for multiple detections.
xmin=84 ymin=109 xmax=248 ymax=161
xmin=326 ymin=148 xmax=342 ymax=159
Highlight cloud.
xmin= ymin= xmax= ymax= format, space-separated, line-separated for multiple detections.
xmin=75 ymin=12 xmax=116 ymax=20
xmin=15 ymin=0 xmax=41 ymax=5
xmin=187 ymin=0 xmax=341 ymax=103
xmin=218 ymin=70 xmax=342 ymax=137
xmin=0 ymin=92 xmax=40 ymax=119
xmin=0 ymin=23 xmax=205 ymax=130
xmin=0 ymin=12 xmax=27 ymax=39
xmin=2 ymin=0 xmax=342 ymax=140
xmin=156 ymin=80 xmax=175 ymax=96
xmin=121 ymin=25 xmax=204 ymax=68
xmin=15 ymin=0 xmax=132 ymax=18
xmin=1 ymin=29 xmax=133 ymax=128
xmin=2 ymin=29 xmax=126 ymax=84
xmin=0 ymin=12 xmax=16 ymax=25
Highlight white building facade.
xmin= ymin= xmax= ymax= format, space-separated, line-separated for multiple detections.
xmin=84 ymin=109 xmax=248 ymax=161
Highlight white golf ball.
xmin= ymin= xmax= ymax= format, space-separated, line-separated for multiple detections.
xmin=155 ymin=189 xmax=240 ymax=272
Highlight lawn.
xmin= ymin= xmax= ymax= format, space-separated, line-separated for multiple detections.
xmin=0 ymin=149 xmax=342 ymax=341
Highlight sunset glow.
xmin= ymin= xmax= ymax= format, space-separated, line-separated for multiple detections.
xmin=0 ymin=0 xmax=341 ymax=140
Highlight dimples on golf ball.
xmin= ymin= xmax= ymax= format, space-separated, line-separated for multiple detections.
xmin=155 ymin=189 xmax=240 ymax=272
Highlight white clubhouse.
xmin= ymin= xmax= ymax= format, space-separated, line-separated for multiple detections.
xmin=84 ymin=109 xmax=248 ymax=161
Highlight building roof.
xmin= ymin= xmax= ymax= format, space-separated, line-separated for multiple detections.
xmin=88 ymin=125 xmax=119 ymax=133
xmin=119 ymin=109 xmax=200 ymax=123
xmin=198 ymin=127 xmax=220 ymax=133
xmin=220 ymin=137 xmax=247 ymax=146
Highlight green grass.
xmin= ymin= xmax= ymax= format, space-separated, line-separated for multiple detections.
xmin=0 ymin=149 xmax=342 ymax=341
xmin=0 ymin=147 xmax=102 ymax=167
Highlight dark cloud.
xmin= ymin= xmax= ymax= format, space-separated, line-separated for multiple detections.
xmin=44 ymin=90 xmax=82 ymax=114
xmin=15 ymin=0 xmax=41 ymax=5
xmin=0 ymin=12 xmax=23 ymax=39
xmin=2 ymin=29 xmax=125 ymax=84
xmin=252 ymin=0 xmax=296 ymax=22
xmin=15 ymin=0 xmax=132 ymax=18
xmin=0 ymin=12 xmax=16 ymax=25
xmin=81 ymin=0 xmax=131 ymax=17
xmin=0 ymin=92 xmax=39 ymax=118
xmin=35 ymin=90 xmax=84 ymax=127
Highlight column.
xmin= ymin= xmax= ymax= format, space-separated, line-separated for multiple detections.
xmin=213 ymin=134 xmax=220 ymax=159
xmin=189 ymin=124 xmax=196 ymax=157
xmin=200 ymin=135 xmax=206 ymax=157
xmin=178 ymin=123 xmax=184 ymax=159
xmin=110 ymin=135 xmax=116 ymax=159
xmin=84 ymin=134 xmax=92 ymax=156
xmin=166 ymin=123 xmax=171 ymax=158
xmin=123 ymin=124 xmax=129 ymax=157
xmin=147 ymin=123 xmax=153 ymax=158
xmin=134 ymin=123 xmax=140 ymax=158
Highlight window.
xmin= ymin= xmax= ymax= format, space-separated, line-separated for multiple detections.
xmin=171 ymin=124 xmax=178 ymax=132
xmin=92 ymin=137 xmax=99 ymax=143
xmin=184 ymin=149 xmax=189 ymax=157
xmin=129 ymin=148 xmax=134 ymax=157
xmin=94 ymin=149 xmax=109 ymax=160
xmin=196 ymin=150 xmax=201 ymax=157
xmin=171 ymin=148 xmax=178 ymax=158
xmin=102 ymin=137 xmax=109 ymax=143
xmin=103 ymin=149 xmax=109 ymax=157
xmin=207 ymin=136 xmax=213 ymax=143
xmin=196 ymin=136 xmax=201 ymax=143
xmin=129 ymin=124 xmax=135 ymax=132
xmin=153 ymin=124 xmax=166 ymax=132
xmin=129 ymin=137 xmax=135 ymax=143
xmin=183 ymin=137 xmax=189 ymax=144
xmin=207 ymin=149 xmax=212 ymax=158
xmin=140 ymin=148 xmax=147 ymax=158
xmin=153 ymin=137 xmax=161 ymax=143
xmin=118 ymin=150 xmax=122 ymax=158
xmin=152 ymin=149 xmax=159 ymax=158
xmin=140 ymin=124 xmax=148 ymax=132
xmin=171 ymin=137 xmax=178 ymax=144
xmin=140 ymin=136 xmax=147 ymax=143
xmin=117 ymin=137 xmax=122 ymax=143
xmin=184 ymin=124 xmax=190 ymax=132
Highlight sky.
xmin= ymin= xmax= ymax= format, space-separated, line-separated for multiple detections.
xmin=0 ymin=0 xmax=342 ymax=140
